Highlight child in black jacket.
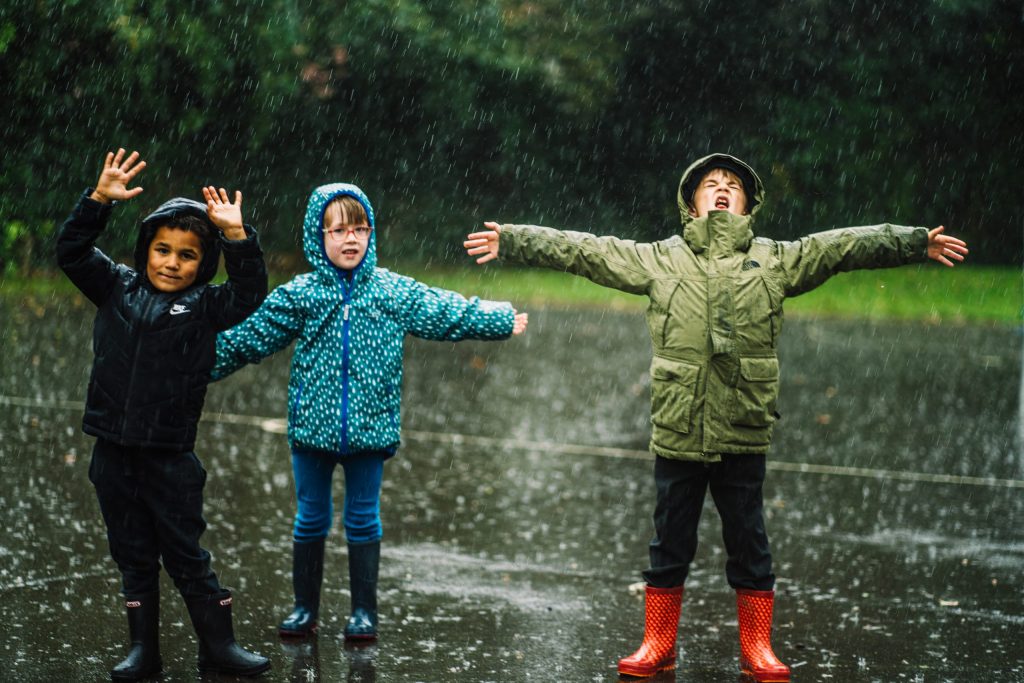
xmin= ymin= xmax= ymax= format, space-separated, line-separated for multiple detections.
xmin=56 ymin=148 xmax=270 ymax=680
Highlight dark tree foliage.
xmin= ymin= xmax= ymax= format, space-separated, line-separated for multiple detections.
xmin=1 ymin=0 xmax=1019 ymax=272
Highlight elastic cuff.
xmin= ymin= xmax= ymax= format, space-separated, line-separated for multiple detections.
xmin=219 ymin=224 xmax=261 ymax=250
xmin=78 ymin=188 xmax=114 ymax=217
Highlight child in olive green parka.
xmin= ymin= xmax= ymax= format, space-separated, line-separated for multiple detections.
xmin=463 ymin=153 xmax=967 ymax=682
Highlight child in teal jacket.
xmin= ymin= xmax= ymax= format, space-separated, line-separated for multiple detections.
xmin=213 ymin=183 xmax=527 ymax=641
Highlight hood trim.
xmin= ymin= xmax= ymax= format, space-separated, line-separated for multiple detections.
xmin=676 ymin=153 xmax=765 ymax=229
xmin=134 ymin=197 xmax=222 ymax=289
xmin=302 ymin=183 xmax=378 ymax=287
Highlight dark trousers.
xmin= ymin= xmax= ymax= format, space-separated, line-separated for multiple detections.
xmin=643 ymin=454 xmax=775 ymax=591
xmin=89 ymin=438 xmax=222 ymax=598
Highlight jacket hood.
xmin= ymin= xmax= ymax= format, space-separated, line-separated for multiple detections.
xmin=135 ymin=197 xmax=222 ymax=288
xmin=677 ymin=153 xmax=764 ymax=223
xmin=677 ymin=153 xmax=765 ymax=253
xmin=303 ymin=183 xmax=377 ymax=287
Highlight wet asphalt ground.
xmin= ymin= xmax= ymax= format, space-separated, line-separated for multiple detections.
xmin=0 ymin=297 xmax=1021 ymax=682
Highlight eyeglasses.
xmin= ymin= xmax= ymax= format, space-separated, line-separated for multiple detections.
xmin=323 ymin=225 xmax=373 ymax=241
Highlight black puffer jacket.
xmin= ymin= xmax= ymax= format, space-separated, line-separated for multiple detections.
xmin=56 ymin=190 xmax=268 ymax=451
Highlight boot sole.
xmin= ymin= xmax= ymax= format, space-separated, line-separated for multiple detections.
xmin=617 ymin=660 xmax=676 ymax=677
xmin=740 ymin=669 xmax=790 ymax=683
xmin=198 ymin=660 xmax=272 ymax=677
xmin=110 ymin=663 xmax=162 ymax=681
xmin=278 ymin=624 xmax=318 ymax=638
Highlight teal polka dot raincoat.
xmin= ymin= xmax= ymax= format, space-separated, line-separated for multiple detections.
xmin=212 ymin=183 xmax=515 ymax=455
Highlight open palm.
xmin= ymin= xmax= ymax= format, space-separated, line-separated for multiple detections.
xmin=202 ymin=186 xmax=245 ymax=240
xmin=464 ymin=221 xmax=502 ymax=264
xmin=93 ymin=148 xmax=146 ymax=202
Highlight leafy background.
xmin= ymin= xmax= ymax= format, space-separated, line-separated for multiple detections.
xmin=1 ymin=0 xmax=1020 ymax=272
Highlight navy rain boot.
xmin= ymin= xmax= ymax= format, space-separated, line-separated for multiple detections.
xmin=279 ymin=538 xmax=326 ymax=637
xmin=343 ymin=540 xmax=380 ymax=641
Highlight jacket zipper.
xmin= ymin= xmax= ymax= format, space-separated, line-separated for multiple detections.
xmin=121 ymin=292 xmax=155 ymax=435
xmin=703 ymin=252 xmax=716 ymax=457
xmin=340 ymin=288 xmax=352 ymax=454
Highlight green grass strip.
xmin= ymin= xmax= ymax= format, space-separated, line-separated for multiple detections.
xmin=4 ymin=264 xmax=1019 ymax=325
xmin=396 ymin=263 xmax=1021 ymax=325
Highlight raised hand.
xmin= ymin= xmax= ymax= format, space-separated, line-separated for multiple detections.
xmin=927 ymin=226 xmax=968 ymax=267
xmin=464 ymin=221 xmax=502 ymax=264
xmin=91 ymin=148 xmax=146 ymax=203
xmin=512 ymin=311 xmax=529 ymax=336
xmin=202 ymin=186 xmax=246 ymax=241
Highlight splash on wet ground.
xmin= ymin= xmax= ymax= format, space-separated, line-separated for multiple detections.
xmin=0 ymin=301 xmax=1020 ymax=681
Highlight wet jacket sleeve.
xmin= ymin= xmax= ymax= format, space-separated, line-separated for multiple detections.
xmin=211 ymin=282 xmax=304 ymax=380
xmin=500 ymin=224 xmax=654 ymax=295
xmin=402 ymin=278 xmax=515 ymax=342
xmin=776 ymin=224 xmax=929 ymax=297
xmin=55 ymin=190 xmax=125 ymax=306
xmin=202 ymin=225 xmax=269 ymax=331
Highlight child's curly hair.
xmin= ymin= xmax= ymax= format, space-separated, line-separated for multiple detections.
xmin=163 ymin=214 xmax=216 ymax=252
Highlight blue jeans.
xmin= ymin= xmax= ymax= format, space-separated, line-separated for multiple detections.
xmin=291 ymin=449 xmax=385 ymax=544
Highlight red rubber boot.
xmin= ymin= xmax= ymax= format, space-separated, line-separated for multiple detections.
xmin=617 ymin=585 xmax=683 ymax=678
xmin=735 ymin=588 xmax=790 ymax=682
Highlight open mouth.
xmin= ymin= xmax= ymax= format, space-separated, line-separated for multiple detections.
xmin=341 ymin=248 xmax=359 ymax=257
xmin=714 ymin=196 xmax=730 ymax=210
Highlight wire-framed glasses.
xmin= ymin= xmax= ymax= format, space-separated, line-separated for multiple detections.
xmin=323 ymin=225 xmax=373 ymax=241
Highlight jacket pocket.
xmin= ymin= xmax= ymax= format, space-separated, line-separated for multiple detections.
xmin=650 ymin=357 xmax=700 ymax=435
xmin=730 ymin=356 xmax=779 ymax=427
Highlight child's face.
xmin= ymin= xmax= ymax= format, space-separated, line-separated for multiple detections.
xmin=323 ymin=205 xmax=371 ymax=270
xmin=688 ymin=168 xmax=748 ymax=218
xmin=146 ymin=226 xmax=203 ymax=292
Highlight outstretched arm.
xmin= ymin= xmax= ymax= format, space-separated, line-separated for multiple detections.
xmin=465 ymin=221 xmax=654 ymax=295
xmin=399 ymin=273 xmax=519 ymax=342
xmin=927 ymin=226 xmax=968 ymax=267
xmin=56 ymin=148 xmax=147 ymax=305
xmin=212 ymin=284 xmax=304 ymax=380
xmin=200 ymin=186 xmax=268 ymax=329
xmin=778 ymin=223 xmax=967 ymax=297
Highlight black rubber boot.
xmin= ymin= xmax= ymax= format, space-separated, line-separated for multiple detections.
xmin=184 ymin=592 xmax=271 ymax=677
xmin=110 ymin=592 xmax=162 ymax=681
xmin=279 ymin=538 xmax=326 ymax=637
xmin=343 ymin=540 xmax=380 ymax=641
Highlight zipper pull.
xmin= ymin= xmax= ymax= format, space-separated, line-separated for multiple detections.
xmin=343 ymin=304 xmax=350 ymax=321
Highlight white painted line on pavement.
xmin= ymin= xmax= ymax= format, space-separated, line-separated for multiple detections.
xmin=5 ymin=395 xmax=1022 ymax=490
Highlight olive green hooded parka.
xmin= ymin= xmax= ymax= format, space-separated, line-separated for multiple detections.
xmin=499 ymin=154 xmax=929 ymax=462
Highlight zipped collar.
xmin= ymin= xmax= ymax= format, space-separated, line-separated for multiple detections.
xmin=676 ymin=153 xmax=764 ymax=255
